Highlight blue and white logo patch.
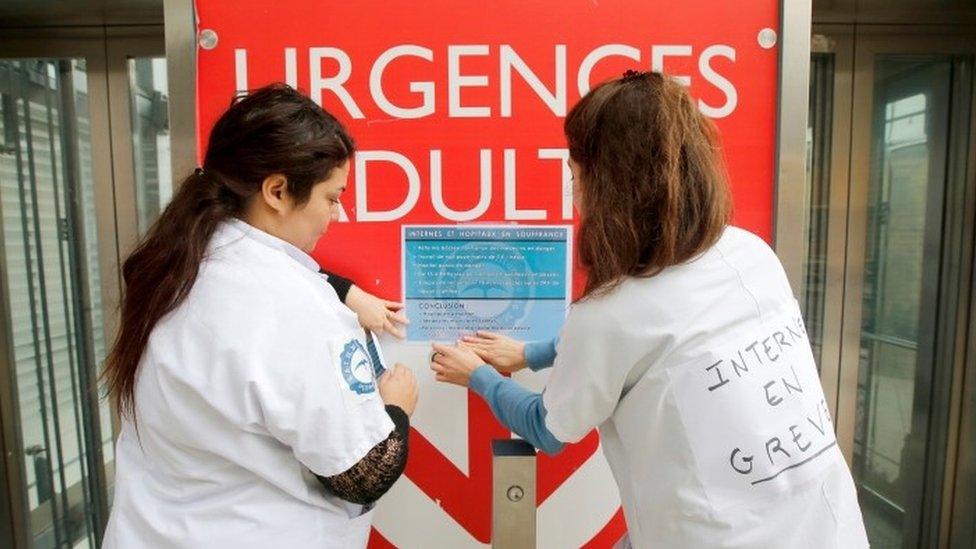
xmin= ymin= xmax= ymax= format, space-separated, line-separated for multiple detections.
xmin=339 ymin=338 xmax=377 ymax=396
xmin=330 ymin=334 xmax=379 ymax=406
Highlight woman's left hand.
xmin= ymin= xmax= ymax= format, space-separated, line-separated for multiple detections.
xmin=429 ymin=343 xmax=485 ymax=387
xmin=345 ymin=285 xmax=410 ymax=339
xmin=460 ymin=331 xmax=527 ymax=373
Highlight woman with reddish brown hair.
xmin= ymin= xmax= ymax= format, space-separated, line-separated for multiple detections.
xmin=431 ymin=71 xmax=868 ymax=548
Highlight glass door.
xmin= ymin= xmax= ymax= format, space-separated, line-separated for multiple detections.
xmin=0 ymin=29 xmax=118 ymax=549
xmin=0 ymin=27 xmax=166 ymax=548
xmin=839 ymin=34 xmax=976 ymax=549
xmin=126 ymin=56 xmax=172 ymax=235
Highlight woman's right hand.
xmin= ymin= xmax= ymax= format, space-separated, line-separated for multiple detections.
xmin=460 ymin=331 xmax=527 ymax=374
xmin=345 ymin=285 xmax=410 ymax=339
xmin=378 ymin=363 xmax=419 ymax=417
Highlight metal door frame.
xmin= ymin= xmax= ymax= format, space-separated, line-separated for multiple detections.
xmin=808 ymin=24 xmax=855 ymax=431
xmin=953 ymin=213 xmax=976 ymax=547
xmin=105 ymin=26 xmax=166 ymax=274
xmin=775 ymin=0 xmax=814 ymax=293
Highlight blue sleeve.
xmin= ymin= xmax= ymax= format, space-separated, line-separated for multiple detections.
xmin=524 ymin=337 xmax=559 ymax=372
xmin=469 ymin=366 xmax=565 ymax=456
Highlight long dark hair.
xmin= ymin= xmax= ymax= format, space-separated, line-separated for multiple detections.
xmin=103 ymin=84 xmax=355 ymax=420
xmin=565 ymin=71 xmax=731 ymax=298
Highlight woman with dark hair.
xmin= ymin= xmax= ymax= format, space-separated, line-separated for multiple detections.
xmin=430 ymin=72 xmax=868 ymax=548
xmin=101 ymin=84 xmax=417 ymax=548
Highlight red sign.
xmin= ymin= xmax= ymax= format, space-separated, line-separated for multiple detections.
xmin=196 ymin=1 xmax=779 ymax=545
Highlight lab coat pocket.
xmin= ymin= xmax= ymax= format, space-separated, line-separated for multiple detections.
xmin=337 ymin=498 xmax=373 ymax=519
xmin=820 ymin=466 xmax=870 ymax=548
xmin=341 ymin=505 xmax=375 ymax=547
xmin=329 ymin=332 xmax=380 ymax=409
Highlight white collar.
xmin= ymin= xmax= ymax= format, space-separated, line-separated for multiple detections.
xmin=223 ymin=218 xmax=322 ymax=274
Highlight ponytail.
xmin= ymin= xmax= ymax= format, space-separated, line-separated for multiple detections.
xmin=103 ymin=169 xmax=239 ymax=419
xmin=102 ymin=84 xmax=354 ymax=419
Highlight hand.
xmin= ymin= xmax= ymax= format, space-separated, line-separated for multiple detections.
xmin=460 ymin=331 xmax=527 ymax=374
xmin=378 ymin=363 xmax=419 ymax=417
xmin=429 ymin=343 xmax=485 ymax=387
xmin=345 ymin=285 xmax=410 ymax=339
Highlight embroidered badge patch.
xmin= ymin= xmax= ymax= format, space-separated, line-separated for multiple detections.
xmin=340 ymin=338 xmax=377 ymax=395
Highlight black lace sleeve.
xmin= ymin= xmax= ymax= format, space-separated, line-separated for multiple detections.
xmin=320 ymin=269 xmax=354 ymax=303
xmin=316 ymin=405 xmax=409 ymax=505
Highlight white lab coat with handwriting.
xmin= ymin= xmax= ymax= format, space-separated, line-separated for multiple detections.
xmin=102 ymin=219 xmax=392 ymax=549
xmin=543 ymin=226 xmax=869 ymax=549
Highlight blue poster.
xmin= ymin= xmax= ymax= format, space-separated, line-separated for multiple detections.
xmin=402 ymin=225 xmax=572 ymax=343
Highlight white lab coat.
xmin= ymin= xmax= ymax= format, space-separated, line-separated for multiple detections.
xmin=102 ymin=219 xmax=393 ymax=549
xmin=543 ymin=226 xmax=869 ymax=549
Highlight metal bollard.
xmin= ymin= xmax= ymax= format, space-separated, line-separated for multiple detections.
xmin=492 ymin=439 xmax=537 ymax=548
